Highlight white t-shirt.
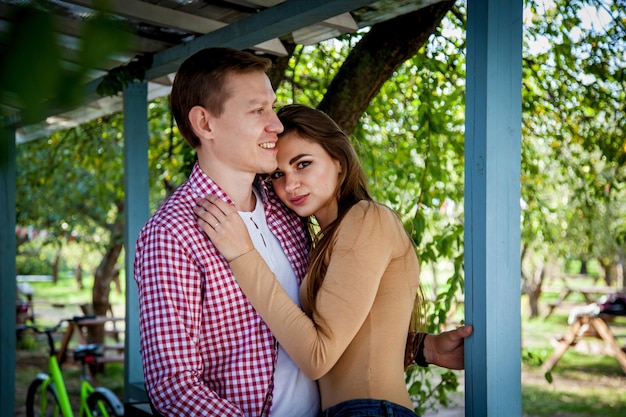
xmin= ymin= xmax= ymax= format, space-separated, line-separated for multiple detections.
xmin=238 ymin=190 xmax=320 ymax=417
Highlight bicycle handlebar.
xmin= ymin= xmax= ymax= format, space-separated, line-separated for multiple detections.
xmin=17 ymin=315 xmax=100 ymax=334
xmin=16 ymin=315 xmax=100 ymax=355
xmin=17 ymin=319 xmax=66 ymax=335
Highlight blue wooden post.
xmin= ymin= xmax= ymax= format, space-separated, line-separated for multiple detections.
xmin=464 ymin=0 xmax=523 ymax=415
xmin=123 ymin=82 xmax=151 ymax=404
xmin=0 ymin=122 xmax=17 ymax=415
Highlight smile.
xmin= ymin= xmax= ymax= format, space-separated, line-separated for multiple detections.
xmin=259 ymin=142 xmax=276 ymax=149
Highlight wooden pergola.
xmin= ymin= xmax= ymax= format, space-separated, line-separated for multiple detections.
xmin=0 ymin=0 xmax=522 ymax=415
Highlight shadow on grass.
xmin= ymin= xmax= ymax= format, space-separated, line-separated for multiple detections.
xmin=522 ymin=350 xmax=625 ymax=417
xmin=522 ymin=383 xmax=626 ymax=417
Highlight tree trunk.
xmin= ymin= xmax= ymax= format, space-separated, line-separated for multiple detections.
xmin=527 ymin=270 xmax=544 ymax=318
xmin=597 ymin=258 xmax=613 ymax=287
xmin=268 ymin=43 xmax=297 ymax=91
xmin=51 ymin=250 xmax=61 ymax=283
xmin=617 ymin=256 xmax=626 ymax=292
xmin=605 ymin=261 xmax=623 ymax=288
xmin=75 ymin=263 xmax=83 ymax=289
xmin=87 ymin=217 xmax=124 ymax=344
xmin=525 ymin=264 xmax=551 ymax=319
xmin=318 ymin=0 xmax=456 ymax=135
xmin=521 ymin=245 xmax=553 ymax=318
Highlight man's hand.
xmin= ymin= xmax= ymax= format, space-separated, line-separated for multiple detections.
xmin=405 ymin=325 xmax=473 ymax=370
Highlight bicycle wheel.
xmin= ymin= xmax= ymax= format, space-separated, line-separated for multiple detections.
xmin=26 ymin=378 xmax=62 ymax=417
xmin=84 ymin=390 xmax=125 ymax=417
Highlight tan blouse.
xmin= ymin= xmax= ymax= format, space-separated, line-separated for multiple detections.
xmin=229 ymin=200 xmax=420 ymax=410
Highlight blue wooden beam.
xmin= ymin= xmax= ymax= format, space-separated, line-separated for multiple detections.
xmin=464 ymin=0 xmax=523 ymax=415
xmin=0 ymin=122 xmax=17 ymax=414
xmin=122 ymin=82 xmax=150 ymax=404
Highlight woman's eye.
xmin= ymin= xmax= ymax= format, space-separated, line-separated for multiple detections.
xmin=270 ymin=171 xmax=284 ymax=180
xmin=297 ymin=161 xmax=311 ymax=169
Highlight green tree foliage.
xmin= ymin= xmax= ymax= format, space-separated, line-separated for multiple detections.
xmin=16 ymin=115 xmax=125 ymax=240
xmin=15 ymin=96 xmax=190 ymax=250
xmin=521 ymin=0 xmax=626 ymax=312
xmin=16 ymin=113 xmax=127 ymax=327
xmin=145 ymin=98 xmax=195 ymax=207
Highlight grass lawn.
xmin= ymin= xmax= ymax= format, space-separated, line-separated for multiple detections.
xmin=18 ymin=271 xmax=126 ymax=326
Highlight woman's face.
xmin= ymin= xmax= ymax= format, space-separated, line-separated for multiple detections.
xmin=271 ymin=132 xmax=342 ymax=229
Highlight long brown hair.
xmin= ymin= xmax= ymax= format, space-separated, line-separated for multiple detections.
xmin=276 ymin=104 xmax=373 ymax=311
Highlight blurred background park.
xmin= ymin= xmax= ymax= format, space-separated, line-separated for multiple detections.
xmin=4 ymin=0 xmax=625 ymax=415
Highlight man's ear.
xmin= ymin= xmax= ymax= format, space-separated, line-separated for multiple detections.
xmin=189 ymin=105 xmax=213 ymax=139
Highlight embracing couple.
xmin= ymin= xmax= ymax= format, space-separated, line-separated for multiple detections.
xmin=134 ymin=47 xmax=472 ymax=417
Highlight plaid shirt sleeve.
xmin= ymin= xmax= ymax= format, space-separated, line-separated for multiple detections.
xmin=135 ymin=222 xmax=250 ymax=416
xmin=134 ymin=168 xmax=281 ymax=417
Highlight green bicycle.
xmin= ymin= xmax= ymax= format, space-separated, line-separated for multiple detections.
xmin=22 ymin=317 xmax=125 ymax=417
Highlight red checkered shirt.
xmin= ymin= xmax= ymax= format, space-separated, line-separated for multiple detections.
xmin=134 ymin=162 xmax=310 ymax=416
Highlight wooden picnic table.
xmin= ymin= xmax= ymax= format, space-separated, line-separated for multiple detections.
xmin=544 ymin=286 xmax=616 ymax=318
xmin=57 ymin=315 xmax=126 ymax=366
xmin=541 ymin=314 xmax=626 ymax=375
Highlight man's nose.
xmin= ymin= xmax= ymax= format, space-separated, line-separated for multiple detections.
xmin=267 ymin=112 xmax=283 ymax=133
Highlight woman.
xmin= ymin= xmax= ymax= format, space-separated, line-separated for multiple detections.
xmin=195 ymin=104 xmax=423 ymax=416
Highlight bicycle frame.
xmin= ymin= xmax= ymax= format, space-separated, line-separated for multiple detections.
xmin=24 ymin=318 xmax=125 ymax=417
xmin=78 ymin=359 xmax=112 ymax=417
xmin=79 ymin=378 xmax=96 ymax=416
xmin=39 ymin=340 xmax=75 ymax=416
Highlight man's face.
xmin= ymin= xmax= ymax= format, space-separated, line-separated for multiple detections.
xmin=208 ymin=71 xmax=284 ymax=176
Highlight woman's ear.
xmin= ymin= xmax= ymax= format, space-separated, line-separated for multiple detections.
xmin=189 ymin=105 xmax=212 ymax=139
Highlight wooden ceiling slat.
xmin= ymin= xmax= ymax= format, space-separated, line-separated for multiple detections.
xmin=66 ymin=0 xmax=227 ymax=34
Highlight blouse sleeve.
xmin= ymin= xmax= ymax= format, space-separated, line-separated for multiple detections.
xmin=228 ymin=202 xmax=400 ymax=379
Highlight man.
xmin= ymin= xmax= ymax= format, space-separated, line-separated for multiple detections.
xmin=134 ymin=47 xmax=471 ymax=416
